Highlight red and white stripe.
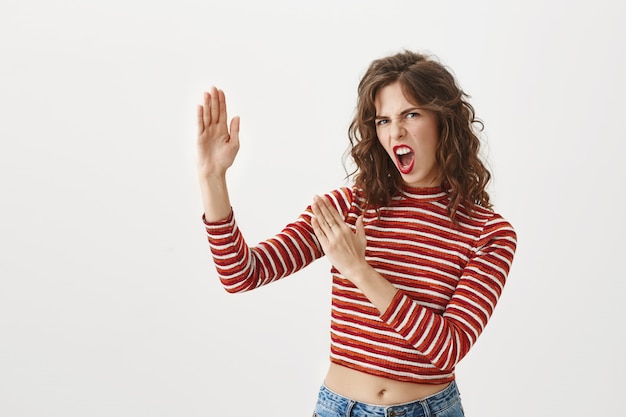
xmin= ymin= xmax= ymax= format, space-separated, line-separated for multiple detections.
xmin=204 ymin=186 xmax=516 ymax=384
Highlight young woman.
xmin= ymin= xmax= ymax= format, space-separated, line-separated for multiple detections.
xmin=197 ymin=50 xmax=517 ymax=417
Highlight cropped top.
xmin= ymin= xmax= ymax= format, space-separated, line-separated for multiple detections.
xmin=203 ymin=186 xmax=517 ymax=384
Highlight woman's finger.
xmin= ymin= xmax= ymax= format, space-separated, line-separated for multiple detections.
xmin=311 ymin=216 xmax=328 ymax=242
xmin=203 ymin=91 xmax=211 ymax=126
xmin=210 ymin=86 xmax=220 ymax=124
xmin=312 ymin=196 xmax=343 ymax=239
xmin=218 ymin=89 xmax=227 ymax=127
xmin=311 ymin=199 xmax=330 ymax=234
xmin=229 ymin=116 xmax=240 ymax=144
xmin=314 ymin=196 xmax=343 ymax=231
xmin=197 ymin=104 xmax=204 ymax=135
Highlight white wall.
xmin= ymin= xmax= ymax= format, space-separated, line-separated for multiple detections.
xmin=1 ymin=0 xmax=625 ymax=415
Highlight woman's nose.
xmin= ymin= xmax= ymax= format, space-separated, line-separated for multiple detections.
xmin=390 ymin=120 xmax=406 ymax=140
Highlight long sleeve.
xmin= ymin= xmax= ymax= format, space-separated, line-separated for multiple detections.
xmin=379 ymin=213 xmax=517 ymax=371
xmin=203 ymin=188 xmax=354 ymax=293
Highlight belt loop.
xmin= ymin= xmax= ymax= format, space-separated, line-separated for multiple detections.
xmin=419 ymin=399 xmax=432 ymax=417
xmin=346 ymin=400 xmax=355 ymax=417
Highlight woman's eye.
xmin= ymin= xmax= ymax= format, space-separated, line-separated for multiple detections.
xmin=376 ymin=119 xmax=389 ymax=126
xmin=406 ymin=112 xmax=419 ymax=119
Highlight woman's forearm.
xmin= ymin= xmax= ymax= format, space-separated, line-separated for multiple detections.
xmin=199 ymin=173 xmax=233 ymax=222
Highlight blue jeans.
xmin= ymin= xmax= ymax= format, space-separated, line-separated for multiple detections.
xmin=313 ymin=381 xmax=464 ymax=417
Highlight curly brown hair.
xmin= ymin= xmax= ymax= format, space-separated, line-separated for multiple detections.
xmin=348 ymin=50 xmax=492 ymax=223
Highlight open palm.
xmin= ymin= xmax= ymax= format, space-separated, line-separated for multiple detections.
xmin=197 ymin=86 xmax=240 ymax=178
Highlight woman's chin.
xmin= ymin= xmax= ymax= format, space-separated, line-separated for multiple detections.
xmin=400 ymin=173 xmax=440 ymax=188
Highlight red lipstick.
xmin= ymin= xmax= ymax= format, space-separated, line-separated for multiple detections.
xmin=392 ymin=145 xmax=415 ymax=174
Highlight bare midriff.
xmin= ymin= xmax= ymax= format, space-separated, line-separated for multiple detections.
xmin=324 ymin=363 xmax=451 ymax=406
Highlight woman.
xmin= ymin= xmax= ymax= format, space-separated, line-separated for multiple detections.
xmin=197 ymin=50 xmax=517 ymax=417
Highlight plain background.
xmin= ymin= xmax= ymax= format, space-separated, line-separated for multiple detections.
xmin=1 ymin=0 xmax=625 ymax=415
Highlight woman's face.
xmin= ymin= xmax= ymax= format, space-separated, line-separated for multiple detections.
xmin=374 ymin=81 xmax=441 ymax=188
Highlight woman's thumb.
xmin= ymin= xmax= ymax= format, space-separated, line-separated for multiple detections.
xmin=355 ymin=216 xmax=366 ymax=240
xmin=229 ymin=116 xmax=240 ymax=142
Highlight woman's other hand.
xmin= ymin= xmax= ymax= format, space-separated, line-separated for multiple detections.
xmin=311 ymin=195 xmax=369 ymax=280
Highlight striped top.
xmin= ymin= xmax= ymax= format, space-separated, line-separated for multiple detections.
xmin=203 ymin=185 xmax=517 ymax=384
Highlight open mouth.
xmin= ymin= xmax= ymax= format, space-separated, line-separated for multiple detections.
xmin=393 ymin=145 xmax=415 ymax=174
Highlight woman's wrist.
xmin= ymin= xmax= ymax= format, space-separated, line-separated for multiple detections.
xmin=343 ymin=261 xmax=376 ymax=285
xmin=198 ymin=173 xmax=232 ymax=222
xmin=345 ymin=262 xmax=398 ymax=313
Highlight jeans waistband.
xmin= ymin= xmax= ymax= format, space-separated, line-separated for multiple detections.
xmin=317 ymin=380 xmax=461 ymax=417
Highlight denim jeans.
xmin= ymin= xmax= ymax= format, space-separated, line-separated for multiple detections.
xmin=313 ymin=380 xmax=464 ymax=417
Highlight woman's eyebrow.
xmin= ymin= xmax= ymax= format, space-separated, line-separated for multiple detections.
xmin=375 ymin=107 xmax=421 ymax=119
xmin=400 ymin=107 xmax=421 ymax=114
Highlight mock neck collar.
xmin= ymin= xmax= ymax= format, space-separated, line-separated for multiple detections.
xmin=397 ymin=185 xmax=449 ymax=203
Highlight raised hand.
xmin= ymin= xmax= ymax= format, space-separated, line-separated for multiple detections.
xmin=197 ymin=86 xmax=240 ymax=179
xmin=196 ymin=87 xmax=240 ymax=222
